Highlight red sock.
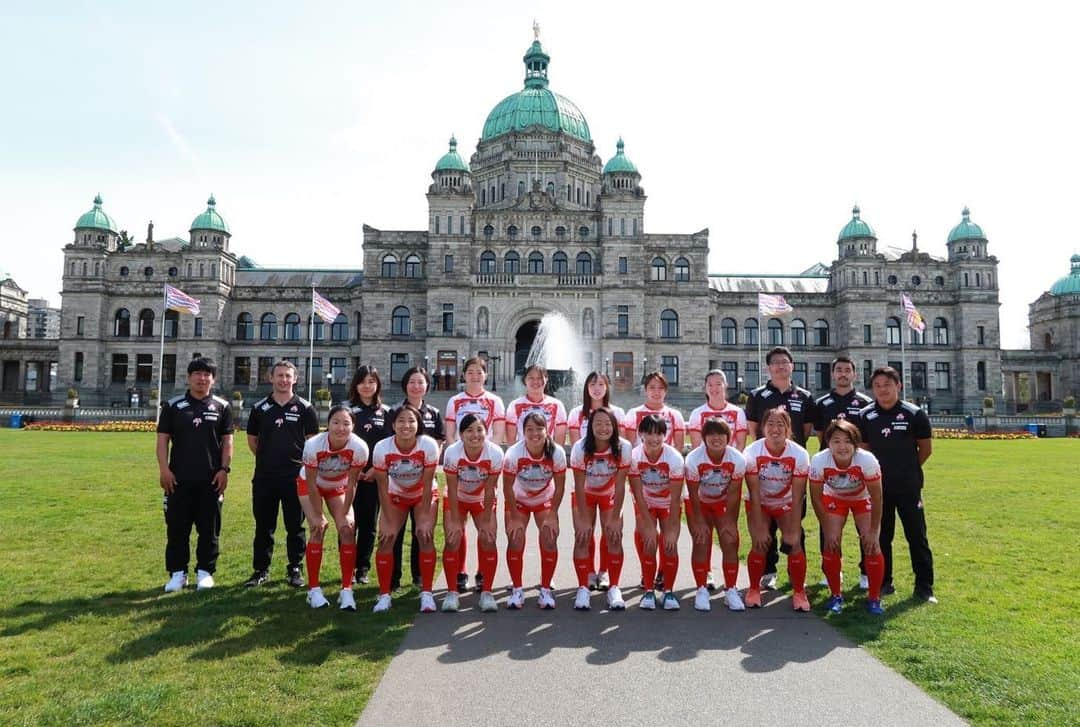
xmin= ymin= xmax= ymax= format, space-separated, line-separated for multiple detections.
xmin=634 ymin=531 xmax=646 ymax=577
xmin=865 ymin=552 xmax=885 ymax=600
xmin=748 ymin=551 xmax=765 ymax=590
xmin=574 ymin=556 xmax=591 ymax=588
xmin=458 ymin=536 xmax=468 ymax=576
xmin=821 ymin=550 xmax=842 ymax=597
xmin=599 ymin=533 xmax=609 ymax=572
xmin=507 ymin=548 xmax=524 ymax=588
xmin=640 ymin=534 xmax=657 ymax=589
xmin=706 ymin=543 xmax=714 ymax=573
xmin=692 ymin=559 xmax=709 ymax=589
xmin=419 ymin=550 xmax=436 ymax=592
xmin=540 ymin=546 xmax=558 ymax=589
xmin=376 ymin=552 xmax=394 ymax=596
xmin=662 ymin=552 xmax=679 ymax=592
xmin=339 ymin=543 xmax=356 ymax=589
xmin=788 ymin=551 xmax=807 ymax=594
xmin=479 ymin=546 xmax=498 ymax=592
xmin=443 ymin=545 xmax=461 ymax=592
xmin=607 ymin=550 xmax=624 ymax=586
xmin=305 ymin=543 xmax=323 ymax=589
xmin=722 ymin=560 xmax=739 ymax=590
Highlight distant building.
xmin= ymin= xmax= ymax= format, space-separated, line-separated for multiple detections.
xmin=28 ymin=299 xmax=60 ymax=340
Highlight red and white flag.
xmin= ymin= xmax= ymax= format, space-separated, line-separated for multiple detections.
xmin=901 ymin=293 xmax=926 ymax=332
xmin=164 ymin=284 xmax=201 ymax=315
xmin=758 ymin=292 xmax=794 ymax=316
xmin=312 ymin=289 xmax=341 ymax=324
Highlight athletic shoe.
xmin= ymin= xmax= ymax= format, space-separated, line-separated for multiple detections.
xmin=195 ymin=569 xmax=215 ymax=591
xmin=373 ymin=593 xmax=392 ymax=613
xmin=163 ymin=571 xmax=187 ymax=593
xmin=338 ymin=589 xmax=356 ymax=611
xmin=606 ymin=586 xmax=626 ymax=611
xmin=441 ymin=592 xmax=460 ymax=613
xmin=654 ymin=571 xmax=665 ymax=591
xmin=587 ymin=572 xmax=599 ymax=590
xmin=858 ymin=574 xmax=869 ymax=591
xmin=759 ymin=572 xmax=778 ymax=590
xmin=694 ymin=586 xmax=711 ymax=612
xmin=355 ymin=570 xmax=370 ymax=585
xmin=825 ymin=594 xmax=844 ymax=615
xmin=574 ymin=586 xmax=591 ymax=610
xmin=538 ymin=587 xmax=556 ymax=610
xmin=285 ymin=566 xmax=304 ymax=589
xmin=662 ymin=592 xmax=680 ymax=611
xmin=914 ymin=587 xmax=938 ymax=604
xmin=596 ymin=571 xmax=610 ymax=591
xmin=456 ymin=572 xmax=469 ymax=593
xmin=792 ymin=591 xmax=811 ymax=612
xmin=419 ymin=591 xmax=437 ymax=613
xmin=744 ymin=588 xmax=762 ymax=608
xmin=866 ymin=599 xmax=886 ymax=616
xmin=725 ymin=587 xmax=746 ymax=611
xmin=706 ymin=571 xmax=717 ymax=592
xmin=474 ymin=571 xmax=484 ymax=593
xmin=506 ymin=587 xmax=525 ymax=610
xmin=881 ymin=582 xmax=896 ymax=596
xmin=639 ymin=592 xmax=657 ymax=610
xmin=478 ymin=591 xmax=498 ymax=612
xmin=307 ymin=587 xmax=330 ymax=609
xmin=244 ymin=570 xmax=269 ymax=588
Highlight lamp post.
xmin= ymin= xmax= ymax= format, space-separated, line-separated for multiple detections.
xmin=460 ymin=356 xmax=466 ymax=392
xmin=737 ymin=375 xmax=744 ymax=396
xmin=642 ymin=356 xmax=648 ymax=384
xmin=604 ymin=356 xmax=610 ymax=376
xmin=490 ymin=354 xmax=501 ymax=391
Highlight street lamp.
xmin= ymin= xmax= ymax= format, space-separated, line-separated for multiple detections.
xmin=490 ymin=354 xmax=501 ymax=391
xmin=604 ymin=357 xmax=610 ymax=376
xmin=326 ymin=372 xmax=333 ymax=400
xmin=737 ymin=375 xmax=744 ymax=395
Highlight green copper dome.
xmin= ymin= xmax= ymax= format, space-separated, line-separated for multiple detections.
xmin=1048 ymin=254 xmax=1080 ymax=296
xmin=480 ymin=39 xmax=591 ymax=144
xmin=603 ymin=138 xmax=638 ymax=174
xmin=947 ymin=206 xmax=986 ymax=242
xmin=838 ymin=205 xmax=876 ymax=240
xmin=74 ymin=194 xmax=118 ymax=233
xmin=190 ymin=195 xmax=230 ymax=234
xmin=434 ymin=136 xmax=469 ymax=173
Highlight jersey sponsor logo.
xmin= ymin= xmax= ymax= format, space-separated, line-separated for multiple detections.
xmin=176 ymin=400 xmax=190 ymax=410
xmin=896 ymin=413 xmax=906 ymax=421
xmin=639 ymin=461 xmax=673 ymax=494
xmin=515 ymin=459 xmax=555 ymax=496
xmin=386 ymin=451 xmax=427 ymax=491
xmin=697 ymin=461 xmax=736 ymax=496
xmin=788 ymin=399 xmax=802 ymax=412
xmin=453 ymin=396 xmax=496 ymax=427
xmin=583 ymin=455 xmax=618 ymax=491
xmin=760 ymin=389 xmax=774 ymax=399
xmin=274 ymin=417 xmax=284 ymax=428
xmin=455 ymin=460 xmax=491 ymax=494
xmin=866 ymin=411 xmax=879 ymax=420
xmin=314 ymin=448 xmax=357 ymax=482
xmin=755 ymin=456 xmax=796 ymax=498
xmin=260 ymin=402 xmax=273 ymax=411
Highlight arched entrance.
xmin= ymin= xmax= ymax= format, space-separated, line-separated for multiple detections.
xmin=514 ymin=320 xmax=539 ymax=377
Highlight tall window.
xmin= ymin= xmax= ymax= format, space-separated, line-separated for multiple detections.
xmin=507 ymin=225 xmax=518 ymax=239
xmin=308 ymin=315 xmax=324 ymax=341
xmin=793 ymin=362 xmax=808 ymax=389
xmin=444 ymin=254 xmax=453 ymax=273
xmin=404 ymin=255 xmax=421 ymax=278
xmin=74 ymin=352 xmax=84 ymax=382
xmin=381 ymin=254 xmax=398 ymax=277
xmin=935 ymin=362 xmax=951 ymax=390
xmin=307 ymin=357 xmax=322 ymax=384
xmin=863 ymin=360 xmax=873 ymax=388
xmin=661 ymin=355 xmax=679 ymax=386
xmin=331 ymin=313 xmax=348 ymax=341
xmin=236 ymin=312 xmax=254 ymax=340
xmin=816 ymin=362 xmax=830 ymax=391
xmin=863 ymin=324 xmax=872 ymax=344
xmin=163 ymin=354 xmax=176 ymax=383
xmin=910 ymin=325 xmax=926 ymax=345
xmin=912 ymin=361 xmax=927 ymax=391
xmin=651 ymin=257 xmax=667 ymax=281
xmin=391 ymin=306 xmax=411 ymax=335
xmin=442 ymin=304 xmax=454 ymax=335
xmin=791 ymin=319 xmax=807 ymax=346
xmin=886 ymin=317 xmax=901 ymax=345
xmin=284 ymin=313 xmax=301 ymax=341
xmin=977 ymin=361 xmax=987 ymax=390
xmin=194 ymin=317 xmax=203 ymax=337
xmin=138 ymin=309 xmax=155 ymax=338
xmin=76 ymin=315 xmax=85 ymax=336
xmin=552 ymin=251 xmax=568 ymax=274
xmin=721 ymin=362 xmax=738 ymax=393
xmin=330 ymin=357 xmax=347 ymax=384
xmin=933 ymin=317 xmax=949 ymax=345
xmin=618 ymin=257 xmax=628 ymax=274
xmin=504 ymin=251 xmax=520 ymax=274
xmin=234 ymin=357 xmax=251 ymax=386
xmin=674 ymin=257 xmax=690 ymax=282
xmin=111 ymin=354 xmax=128 ymax=383
xmin=977 ymin=325 xmax=986 ymax=345
xmin=746 ymin=361 xmax=760 ymax=387
xmin=744 ymin=318 xmax=758 ymax=345
xmin=721 ymin=318 xmax=737 ymax=345
xmin=576 ymin=252 xmax=593 ymax=275
xmin=164 ymin=310 xmax=179 ymax=339
xmin=617 ymin=305 xmax=629 ymax=337
xmin=258 ymin=357 xmax=274 ymax=383
xmin=527 ymin=251 xmax=544 ymax=274
xmin=814 ymin=319 xmax=829 ymax=347
xmin=480 ymin=251 xmax=496 ymax=274
xmin=660 ymin=309 xmax=679 ymax=339
xmin=260 ymin=313 xmax=277 ymax=340
xmin=767 ymin=318 xmax=783 ymax=345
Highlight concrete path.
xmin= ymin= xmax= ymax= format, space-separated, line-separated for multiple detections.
xmin=357 ymin=499 xmax=965 ymax=727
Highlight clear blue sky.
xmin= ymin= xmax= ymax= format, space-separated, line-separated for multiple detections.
xmin=3 ymin=0 xmax=1078 ymax=349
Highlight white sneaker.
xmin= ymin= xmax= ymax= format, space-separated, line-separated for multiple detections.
xmin=506 ymin=587 xmax=525 ymax=610
xmin=574 ymin=586 xmax=591 ymax=610
xmin=195 ymin=569 xmax=214 ymax=590
xmin=859 ymin=574 xmax=869 ymax=590
xmin=419 ymin=591 xmax=437 ymax=613
xmin=478 ymin=591 xmax=498 ymax=612
xmin=597 ymin=570 xmax=610 ymax=590
xmin=706 ymin=571 xmax=718 ymax=592
xmin=640 ymin=592 xmax=657 ymax=610
xmin=163 ymin=571 xmax=187 ymax=592
xmin=587 ymin=572 xmax=599 ymax=590
xmin=662 ymin=591 xmax=680 ymax=610
xmin=725 ymin=587 xmax=746 ymax=612
xmin=338 ymin=589 xmax=356 ymax=611
xmin=307 ymin=587 xmax=330 ymax=609
xmin=694 ymin=586 xmax=711 ymax=611
xmin=606 ymin=586 xmax=626 ymax=611
xmin=538 ymin=587 xmax=556 ymax=610
xmin=441 ymin=592 xmax=460 ymax=613
xmin=372 ymin=593 xmax=392 ymax=613
xmin=759 ymin=572 xmax=778 ymax=590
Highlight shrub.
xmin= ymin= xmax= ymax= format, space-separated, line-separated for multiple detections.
xmin=315 ymin=388 xmax=331 ymax=402
xmin=983 ymin=396 xmax=994 ymax=408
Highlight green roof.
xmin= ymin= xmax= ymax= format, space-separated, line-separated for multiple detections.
xmin=74 ymin=194 xmax=118 ymax=233
xmin=434 ymin=136 xmax=469 ymax=173
xmin=190 ymin=195 xmax=230 ymax=234
xmin=1048 ymin=254 xmax=1080 ymax=296
xmin=603 ymin=138 xmax=638 ymax=175
xmin=838 ymin=205 xmax=876 ymax=240
xmin=947 ymin=206 xmax=986 ymax=242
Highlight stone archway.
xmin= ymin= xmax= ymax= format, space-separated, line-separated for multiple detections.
xmin=514 ymin=320 xmax=539 ymax=378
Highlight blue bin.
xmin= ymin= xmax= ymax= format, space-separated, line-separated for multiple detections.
xmin=1026 ymin=423 xmax=1039 ymax=435
xmin=10 ymin=414 xmax=23 ymax=428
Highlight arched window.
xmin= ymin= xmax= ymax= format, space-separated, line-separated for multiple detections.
xmin=582 ymin=308 xmax=595 ymax=338
xmin=260 ymin=313 xmax=277 ymax=340
xmin=531 ymin=225 xmax=542 ymax=238
xmin=546 ymin=182 xmax=555 ymax=196
xmin=528 ymin=251 xmax=544 ymax=274
xmin=552 ymin=251 xmax=568 ymax=274
xmin=660 ymin=309 xmax=679 ymax=339
xmin=284 ymin=313 xmax=301 ymax=341
xmin=476 ymin=307 xmax=489 ymax=336
xmin=886 ymin=317 xmax=901 ymax=345
xmin=651 ymin=257 xmax=667 ymax=281
xmin=721 ymin=318 xmax=737 ymax=345
xmin=790 ymin=319 xmax=807 ymax=346
xmin=391 ymin=306 xmax=411 ymax=336
xmin=167 ymin=266 xmax=177 ymax=277
xmin=507 ymin=225 xmax=518 ymax=239
xmin=483 ymin=224 xmax=494 ymax=238
xmin=578 ymin=225 xmax=589 ymax=238
xmin=114 ymin=308 xmax=131 ymax=337
xmin=138 ymin=309 xmax=155 ymax=338
xmin=236 ymin=312 xmax=254 ymax=340
xmin=1044 ymin=332 xmax=1053 ymax=349
xmin=381 ymin=254 xmax=398 ymax=277
xmin=933 ymin=317 xmax=949 ymax=345
xmin=480 ymin=250 xmax=496 ymax=274
xmin=813 ymin=319 xmax=829 ymax=346
xmin=120 ymin=266 xmax=129 ymax=277
xmin=331 ymin=313 xmax=348 ymax=341
xmin=555 ymin=226 xmax=566 ymax=238
xmin=504 ymin=250 xmax=520 ymax=274
xmin=767 ymin=318 xmax=783 ymax=345
xmin=80 ymin=261 xmax=87 ymax=276
xmin=308 ymin=314 xmax=324 ymax=341
xmin=144 ymin=266 xmax=154 ymax=278
xmin=674 ymin=257 xmax=690 ymax=282
xmin=576 ymin=252 xmax=593 ymax=275
xmin=164 ymin=310 xmax=179 ymax=339
xmin=518 ymin=180 xmax=526 ymax=197
xmin=744 ymin=318 xmax=758 ymax=345
xmin=404 ymin=254 xmax=421 ymax=278
xmin=910 ymin=324 xmax=926 ymax=345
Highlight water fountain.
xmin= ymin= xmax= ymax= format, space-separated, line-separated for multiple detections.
xmin=523 ymin=311 xmax=591 ymax=404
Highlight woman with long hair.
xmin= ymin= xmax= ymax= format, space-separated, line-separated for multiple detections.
xmin=505 ymin=364 xmax=568 ymax=444
xmin=346 ymin=365 xmax=392 ymax=586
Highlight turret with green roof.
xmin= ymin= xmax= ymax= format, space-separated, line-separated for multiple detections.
xmin=190 ymin=195 xmax=230 ymax=235
xmin=74 ymin=194 xmax=118 ymax=234
xmin=838 ymin=205 xmax=876 ymax=241
xmin=1049 ymin=254 xmax=1080 ymax=296
xmin=434 ymin=136 xmax=469 ymax=173
xmin=947 ymin=206 xmax=985 ymax=242
xmin=603 ymin=138 xmax=638 ymax=175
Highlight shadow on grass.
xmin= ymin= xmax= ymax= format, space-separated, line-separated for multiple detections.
xmin=806 ymin=581 xmax=931 ymax=644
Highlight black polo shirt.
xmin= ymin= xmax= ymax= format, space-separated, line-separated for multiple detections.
xmin=247 ymin=394 xmax=319 ymax=478
xmin=815 ymin=389 xmax=874 ymax=431
xmin=389 ymin=400 xmax=446 ymax=442
xmin=157 ymin=391 xmax=234 ymax=482
xmin=348 ymin=402 xmax=391 ymax=472
xmin=858 ymin=400 xmax=933 ymax=491
xmin=746 ymin=381 xmax=817 ymax=447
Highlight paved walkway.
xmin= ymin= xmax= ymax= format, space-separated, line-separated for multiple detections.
xmin=357 ymin=500 xmax=965 ymax=727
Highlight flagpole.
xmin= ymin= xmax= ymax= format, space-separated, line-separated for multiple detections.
xmin=899 ymin=293 xmax=907 ymax=390
xmin=308 ymin=287 xmax=316 ymax=403
xmin=157 ymin=284 xmax=166 ymax=411
xmin=757 ymin=313 xmax=763 ymax=388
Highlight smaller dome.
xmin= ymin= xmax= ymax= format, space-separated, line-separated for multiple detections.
xmin=1048 ymin=254 xmax=1080 ymax=296
xmin=602 ymin=137 xmax=638 ymax=175
xmin=190 ymin=195 xmax=230 ymax=234
xmin=948 ymin=206 xmax=986 ymax=242
xmin=434 ymin=136 xmax=469 ymax=173
xmin=74 ymin=194 xmax=118 ymax=233
xmin=838 ymin=205 xmax=876 ymax=241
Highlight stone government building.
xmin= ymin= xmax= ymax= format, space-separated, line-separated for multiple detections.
xmin=2 ymin=36 xmax=1077 ymax=413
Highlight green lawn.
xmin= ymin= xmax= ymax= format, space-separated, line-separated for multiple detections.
xmin=0 ymin=431 xmax=1077 ymax=726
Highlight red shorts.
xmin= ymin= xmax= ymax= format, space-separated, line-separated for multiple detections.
xmin=508 ymin=499 xmax=554 ymax=515
xmin=443 ymin=498 xmax=492 ymax=517
xmin=633 ymin=499 xmax=676 ymax=522
xmin=821 ymin=494 xmax=872 ymax=516
xmin=295 ymin=477 xmax=346 ymax=498
xmin=572 ymin=490 xmax=616 ymax=512
xmin=744 ymin=500 xmax=792 ymax=520
xmin=691 ymin=499 xmax=729 ymax=519
xmin=389 ymin=490 xmax=438 ymax=512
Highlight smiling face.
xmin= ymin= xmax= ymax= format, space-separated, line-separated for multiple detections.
xmin=393 ymin=408 xmax=420 ymax=441
xmin=356 ymin=375 xmax=378 ymax=404
xmin=524 ymin=368 xmax=547 ymax=398
xmin=832 ymin=361 xmax=856 ymax=392
xmin=270 ymin=364 xmax=296 ymax=395
xmin=827 ymin=430 xmax=856 ymax=465
xmin=188 ymin=369 xmax=214 ymax=398
xmin=464 ymin=363 xmax=486 ymax=392
xmin=767 ymin=354 xmax=793 ymax=384
xmin=461 ymin=418 xmax=487 ymax=451
xmin=523 ymin=416 xmax=548 ymax=454
xmin=705 ymin=373 xmax=727 ymax=404
xmin=704 ymin=430 xmax=729 ymax=453
xmin=645 ymin=378 xmax=667 ymax=407
xmin=763 ymin=411 xmax=791 ymax=447
xmin=591 ymin=410 xmax=615 ymax=444
xmin=405 ymin=372 xmax=428 ymax=402
xmin=641 ymin=429 xmax=665 ymax=453
xmin=587 ymin=375 xmax=608 ymax=405
xmin=328 ymin=409 xmax=353 ymax=444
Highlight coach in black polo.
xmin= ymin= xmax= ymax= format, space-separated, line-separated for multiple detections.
xmin=244 ymin=360 xmax=319 ymax=588
xmin=858 ymin=365 xmax=937 ymax=603
xmin=157 ymin=357 xmax=234 ymax=592
xmin=745 ymin=345 xmax=818 ymax=588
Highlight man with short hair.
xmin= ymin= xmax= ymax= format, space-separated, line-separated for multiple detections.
xmin=858 ymin=366 xmax=936 ymax=603
xmin=244 ymin=360 xmax=319 ymax=587
xmin=157 ymin=357 xmax=234 ymax=592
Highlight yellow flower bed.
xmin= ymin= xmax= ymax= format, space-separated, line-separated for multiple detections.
xmin=24 ymin=420 xmax=156 ymax=432
xmin=935 ymin=427 xmax=1036 ymax=440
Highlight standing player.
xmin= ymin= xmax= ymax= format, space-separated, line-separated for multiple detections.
xmin=445 ymin=356 xmax=506 ymax=445
xmin=244 ymin=360 xmax=319 ymax=589
xmin=570 ymin=407 xmax=632 ymax=611
xmin=858 ymin=366 xmax=936 ymax=603
xmin=502 ymin=412 xmax=567 ymax=610
xmin=157 ymin=357 xmax=234 ymax=592
xmin=624 ymin=371 xmax=686 ymax=448
xmin=743 ymin=408 xmax=811 ymax=611
xmin=347 ymin=365 xmax=392 ymax=586
xmin=505 ymin=364 xmax=568 ymax=444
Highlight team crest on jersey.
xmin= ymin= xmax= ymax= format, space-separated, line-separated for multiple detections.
xmin=516 ymin=461 xmax=553 ymax=494
xmin=584 ymin=457 xmax=617 ymax=490
xmin=191 ymin=417 xmax=202 ymax=428
xmin=896 ymin=413 xmax=906 ymax=421
xmin=207 ymin=403 xmax=216 ymax=411
xmin=639 ymin=462 xmax=671 ymax=491
xmin=387 ymin=454 xmax=425 ymax=488
xmin=699 ymin=462 xmax=735 ymax=493
xmin=290 ymin=405 xmax=298 ymax=412
xmin=456 ymin=462 xmax=489 ymax=492
xmin=836 ymin=412 xmax=848 ymax=420
xmin=275 ymin=417 xmax=284 ymax=428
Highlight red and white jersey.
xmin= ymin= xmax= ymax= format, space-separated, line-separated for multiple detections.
xmin=629 ymin=443 xmax=685 ymax=510
xmin=570 ymin=437 xmax=632 ymax=496
xmin=505 ymin=394 xmax=568 ymax=439
xmin=300 ymin=432 xmax=369 ymax=490
xmin=624 ymin=404 xmax=686 ymax=446
xmin=372 ymin=435 xmax=440 ymax=498
xmin=442 ymin=439 xmax=504 ymax=504
xmin=685 ymin=444 xmax=746 ymax=504
xmin=687 ymin=402 xmax=747 ymax=437
xmin=503 ymin=440 xmax=567 ymax=508
xmin=744 ymin=438 xmax=810 ymax=510
xmin=444 ymin=390 xmax=505 ymax=437
xmin=810 ymin=448 xmax=881 ymax=501
xmin=567 ymin=404 xmax=626 ymax=440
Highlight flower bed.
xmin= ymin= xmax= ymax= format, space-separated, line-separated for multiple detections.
xmin=24 ymin=420 xmax=156 ymax=432
xmin=935 ymin=427 xmax=1036 ymax=440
